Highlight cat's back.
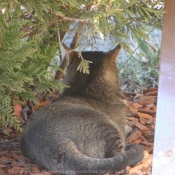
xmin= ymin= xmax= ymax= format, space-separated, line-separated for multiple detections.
xmin=21 ymin=95 xmax=120 ymax=161
xmin=25 ymin=95 xmax=114 ymax=131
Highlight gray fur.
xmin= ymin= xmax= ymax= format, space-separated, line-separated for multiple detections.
xmin=20 ymin=44 xmax=143 ymax=175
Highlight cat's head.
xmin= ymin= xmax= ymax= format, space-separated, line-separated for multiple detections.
xmin=61 ymin=44 xmax=121 ymax=98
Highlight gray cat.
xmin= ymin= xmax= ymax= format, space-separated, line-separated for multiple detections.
xmin=20 ymin=44 xmax=143 ymax=175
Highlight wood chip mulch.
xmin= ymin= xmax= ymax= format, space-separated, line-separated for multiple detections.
xmin=0 ymin=88 xmax=158 ymax=175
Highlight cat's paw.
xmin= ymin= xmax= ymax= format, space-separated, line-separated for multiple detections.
xmin=125 ymin=143 xmax=144 ymax=166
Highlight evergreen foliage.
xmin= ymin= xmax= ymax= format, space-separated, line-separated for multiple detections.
xmin=0 ymin=0 xmax=164 ymax=130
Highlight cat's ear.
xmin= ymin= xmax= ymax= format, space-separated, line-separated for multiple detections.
xmin=106 ymin=44 xmax=121 ymax=63
xmin=54 ymin=55 xmax=69 ymax=80
xmin=55 ymin=44 xmax=76 ymax=80
xmin=62 ymin=43 xmax=77 ymax=64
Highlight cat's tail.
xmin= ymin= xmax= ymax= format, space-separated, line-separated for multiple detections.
xmin=59 ymin=142 xmax=144 ymax=174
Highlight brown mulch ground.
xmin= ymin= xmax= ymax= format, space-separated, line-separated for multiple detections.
xmin=0 ymin=88 xmax=157 ymax=175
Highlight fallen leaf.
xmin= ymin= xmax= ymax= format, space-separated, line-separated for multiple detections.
xmin=132 ymin=103 xmax=143 ymax=109
xmin=12 ymin=152 xmax=26 ymax=163
xmin=141 ymin=141 xmax=153 ymax=146
xmin=33 ymin=100 xmax=51 ymax=111
xmin=139 ymin=96 xmax=155 ymax=105
xmin=138 ymin=112 xmax=153 ymax=120
xmin=126 ymin=117 xmax=139 ymax=122
xmin=9 ymin=166 xmax=29 ymax=174
xmin=139 ymin=117 xmax=147 ymax=125
xmin=0 ymin=156 xmax=15 ymax=164
xmin=13 ymin=104 xmax=23 ymax=123
xmin=127 ymin=129 xmax=142 ymax=143
xmin=0 ymin=164 xmax=6 ymax=168
xmin=133 ymin=121 xmax=149 ymax=131
xmin=138 ymin=107 xmax=156 ymax=115
xmin=145 ymin=91 xmax=158 ymax=96
xmin=127 ymin=102 xmax=138 ymax=114
xmin=143 ymin=88 xmax=158 ymax=94
xmin=134 ymin=140 xmax=142 ymax=144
